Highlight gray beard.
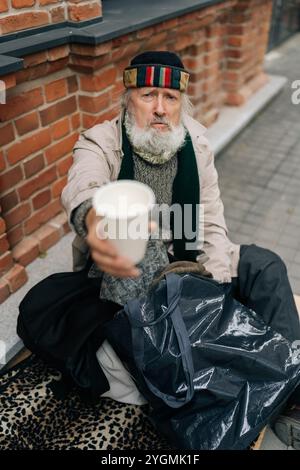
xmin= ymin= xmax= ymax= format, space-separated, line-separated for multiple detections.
xmin=124 ymin=111 xmax=187 ymax=165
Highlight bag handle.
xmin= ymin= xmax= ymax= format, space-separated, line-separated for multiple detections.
xmin=125 ymin=273 xmax=195 ymax=408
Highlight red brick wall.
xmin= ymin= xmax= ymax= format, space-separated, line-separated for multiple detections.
xmin=0 ymin=0 xmax=102 ymax=35
xmin=0 ymin=0 xmax=273 ymax=302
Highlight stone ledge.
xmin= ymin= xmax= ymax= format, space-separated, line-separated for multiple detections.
xmin=0 ymin=0 xmax=227 ymax=75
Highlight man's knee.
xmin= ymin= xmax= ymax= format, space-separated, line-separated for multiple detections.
xmin=240 ymin=243 xmax=287 ymax=276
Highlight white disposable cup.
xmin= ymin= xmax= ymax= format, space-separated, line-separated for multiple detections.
xmin=93 ymin=180 xmax=156 ymax=264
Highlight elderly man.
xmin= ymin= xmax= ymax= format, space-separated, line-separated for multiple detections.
xmin=61 ymin=51 xmax=300 ymax=445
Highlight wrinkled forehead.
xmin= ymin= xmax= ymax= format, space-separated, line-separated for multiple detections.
xmin=132 ymin=86 xmax=182 ymax=99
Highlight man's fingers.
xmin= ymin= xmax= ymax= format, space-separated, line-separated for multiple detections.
xmin=87 ymin=231 xmax=118 ymax=258
xmin=91 ymin=251 xmax=140 ymax=277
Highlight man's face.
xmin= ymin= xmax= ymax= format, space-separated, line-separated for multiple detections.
xmin=128 ymin=87 xmax=182 ymax=132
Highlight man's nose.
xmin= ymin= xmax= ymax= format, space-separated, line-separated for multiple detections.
xmin=154 ymin=96 xmax=166 ymax=116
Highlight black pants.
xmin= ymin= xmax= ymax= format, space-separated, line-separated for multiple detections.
xmin=231 ymin=244 xmax=300 ymax=343
xmin=231 ymin=244 xmax=300 ymax=407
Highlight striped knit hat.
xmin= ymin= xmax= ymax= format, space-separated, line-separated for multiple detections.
xmin=123 ymin=51 xmax=190 ymax=92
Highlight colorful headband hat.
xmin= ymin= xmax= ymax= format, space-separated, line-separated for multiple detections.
xmin=123 ymin=51 xmax=190 ymax=92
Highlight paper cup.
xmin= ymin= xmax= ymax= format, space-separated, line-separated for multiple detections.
xmin=93 ymin=180 xmax=156 ymax=264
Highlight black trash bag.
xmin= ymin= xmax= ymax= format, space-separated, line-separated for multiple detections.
xmin=104 ymin=272 xmax=300 ymax=450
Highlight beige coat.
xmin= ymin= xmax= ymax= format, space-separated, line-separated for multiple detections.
xmin=61 ymin=113 xmax=240 ymax=282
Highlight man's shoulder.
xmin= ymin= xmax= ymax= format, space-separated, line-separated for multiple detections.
xmin=184 ymin=114 xmax=207 ymax=139
xmin=81 ymin=115 xmax=121 ymax=151
xmin=184 ymin=114 xmax=212 ymax=151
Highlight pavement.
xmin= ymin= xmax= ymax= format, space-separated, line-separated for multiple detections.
xmin=215 ymin=33 xmax=300 ymax=295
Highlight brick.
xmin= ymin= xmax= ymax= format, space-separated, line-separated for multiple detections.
xmin=45 ymin=133 xmax=78 ymax=164
xmin=0 ymin=0 xmax=9 ymax=13
xmin=111 ymin=43 xmax=141 ymax=63
xmin=12 ymin=0 xmax=35 ymax=8
xmin=82 ymin=105 xmax=119 ymax=129
xmin=111 ymin=80 xmax=125 ymax=105
xmin=50 ymin=6 xmax=65 ymax=23
xmin=0 ymin=150 xmax=5 ymax=172
xmin=80 ymin=67 xmax=117 ymax=92
xmin=67 ymin=76 xmax=78 ymax=94
xmin=69 ymin=53 xmax=111 ymax=72
xmin=0 ymin=123 xmax=15 ymax=146
xmin=227 ymin=24 xmax=249 ymax=35
xmin=57 ymin=155 xmax=72 ymax=177
xmin=0 ymin=218 xmax=6 ymax=236
xmin=39 ymin=0 xmax=60 ymax=5
xmin=5 ymin=203 xmax=31 ymax=230
xmin=4 ymin=264 xmax=28 ymax=293
xmin=144 ymin=32 xmax=168 ymax=49
xmin=0 ymin=234 xmax=9 ymax=255
xmin=0 ymin=165 xmax=23 ymax=193
xmin=204 ymin=49 xmax=220 ymax=66
xmin=17 ymin=57 xmax=68 ymax=84
xmin=16 ymin=63 xmax=48 ymax=84
xmin=78 ymin=93 xmax=110 ymax=114
xmin=32 ymin=224 xmax=60 ymax=252
xmin=18 ymin=165 xmax=57 ymax=200
xmin=155 ymin=17 xmax=179 ymax=32
xmin=51 ymin=176 xmax=67 ymax=198
xmin=0 ymin=12 xmax=49 ymax=34
xmin=223 ymin=70 xmax=243 ymax=82
xmin=112 ymin=34 xmax=134 ymax=48
xmin=15 ymin=111 xmax=40 ymax=136
xmin=184 ymin=57 xmax=205 ymax=73
xmin=68 ymin=1 xmax=102 ymax=22
xmin=70 ymin=41 xmax=112 ymax=57
xmin=0 ymin=88 xmax=43 ymax=122
xmin=0 ymin=251 xmax=14 ymax=275
xmin=0 ymin=190 xmax=19 ymax=214
xmin=7 ymin=225 xmax=23 ymax=247
xmin=40 ymin=96 xmax=77 ymax=126
xmin=136 ymin=26 xmax=155 ymax=39
xmin=50 ymin=117 xmax=70 ymax=141
xmin=32 ymin=189 xmax=51 ymax=210
xmin=190 ymin=70 xmax=205 ymax=83
xmin=12 ymin=236 xmax=39 ymax=266
xmin=23 ymin=153 xmax=45 ymax=178
xmin=24 ymin=199 xmax=62 ymax=235
xmin=7 ymin=128 xmax=51 ymax=165
xmin=174 ymin=34 xmax=195 ymax=52
xmin=0 ymin=279 xmax=10 ymax=304
xmin=23 ymin=51 xmax=48 ymax=68
xmin=12 ymin=237 xmax=39 ymax=266
xmin=0 ymin=73 xmax=17 ymax=91
xmin=47 ymin=45 xmax=69 ymax=62
xmin=45 ymin=78 xmax=68 ymax=103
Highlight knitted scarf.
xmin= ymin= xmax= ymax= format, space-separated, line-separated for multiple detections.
xmin=118 ymin=124 xmax=200 ymax=261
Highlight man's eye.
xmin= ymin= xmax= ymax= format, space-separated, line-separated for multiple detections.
xmin=167 ymin=95 xmax=176 ymax=101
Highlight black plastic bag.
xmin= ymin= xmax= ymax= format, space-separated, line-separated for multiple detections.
xmin=104 ymin=272 xmax=300 ymax=450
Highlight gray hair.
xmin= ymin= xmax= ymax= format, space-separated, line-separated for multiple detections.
xmin=121 ymin=88 xmax=194 ymax=117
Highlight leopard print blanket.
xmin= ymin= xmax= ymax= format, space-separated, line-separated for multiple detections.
xmin=0 ymin=355 xmax=172 ymax=450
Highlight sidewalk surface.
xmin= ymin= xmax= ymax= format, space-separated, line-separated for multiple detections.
xmin=215 ymin=33 xmax=300 ymax=295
